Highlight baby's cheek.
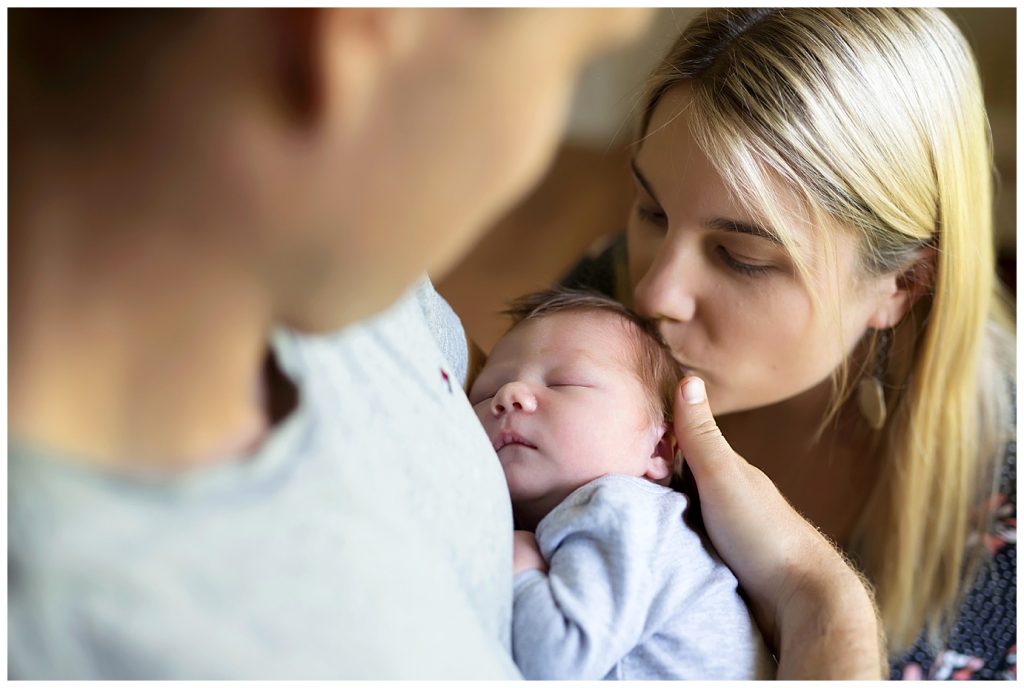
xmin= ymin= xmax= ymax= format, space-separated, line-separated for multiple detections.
xmin=584 ymin=421 xmax=640 ymax=469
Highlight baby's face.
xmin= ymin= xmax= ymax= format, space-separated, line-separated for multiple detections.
xmin=469 ymin=310 xmax=666 ymax=512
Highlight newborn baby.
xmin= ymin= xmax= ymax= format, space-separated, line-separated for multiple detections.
xmin=469 ymin=287 xmax=773 ymax=680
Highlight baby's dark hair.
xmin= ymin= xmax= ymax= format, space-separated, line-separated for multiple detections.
xmin=503 ymin=287 xmax=683 ymax=427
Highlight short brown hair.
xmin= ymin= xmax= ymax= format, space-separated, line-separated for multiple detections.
xmin=503 ymin=287 xmax=682 ymax=427
xmin=10 ymin=10 xmax=206 ymax=140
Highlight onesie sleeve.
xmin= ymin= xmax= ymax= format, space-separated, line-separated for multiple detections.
xmin=511 ymin=477 xmax=662 ymax=679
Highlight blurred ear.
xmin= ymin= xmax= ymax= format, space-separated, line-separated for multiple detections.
xmin=271 ymin=9 xmax=423 ymax=131
xmin=643 ymin=424 xmax=675 ymax=483
xmin=867 ymin=246 xmax=936 ymax=330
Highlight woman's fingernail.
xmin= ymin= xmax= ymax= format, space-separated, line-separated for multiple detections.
xmin=682 ymin=377 xmax=705 ymax=404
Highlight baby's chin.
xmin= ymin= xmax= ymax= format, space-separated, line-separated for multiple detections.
xmin=506 ymin=474 xmax=590 ymax=519
xmin=503 ymin=474 xmax=549 ymax=505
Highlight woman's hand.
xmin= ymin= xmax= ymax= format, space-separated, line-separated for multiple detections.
xmin=674 ymin=377 xmax=886 ymax=679
xmin=513 ymin=530 xmax=548 ymax=575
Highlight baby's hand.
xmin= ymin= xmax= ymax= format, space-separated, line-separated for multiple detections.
xmin=512 ymin=530 xmax=547 ymax=575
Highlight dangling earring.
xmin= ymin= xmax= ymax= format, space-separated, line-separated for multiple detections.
xmin=857 ymin=328 xmax=892 ymax=430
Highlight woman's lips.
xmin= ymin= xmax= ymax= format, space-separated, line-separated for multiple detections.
xmin=493 ymin=430 xmax=538 ymax=452
xmin=657 ymin=332 xmax=695 ymax=376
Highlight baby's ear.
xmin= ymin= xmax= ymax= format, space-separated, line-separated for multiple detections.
xmin=643 ymin=423 xmax=674 ymax=483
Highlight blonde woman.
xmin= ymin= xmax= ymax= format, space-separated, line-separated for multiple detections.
xmin=593 ymin=7 xmax=1014 ymax=680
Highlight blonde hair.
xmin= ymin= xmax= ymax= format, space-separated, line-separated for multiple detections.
xmin=638 ymin=8 xmax=1015 ymax=653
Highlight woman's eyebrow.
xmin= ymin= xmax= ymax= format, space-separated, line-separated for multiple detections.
xmin=629 ymin=158 xmax=661 ymax=205
xmin=631 ymin=157 xmax=782 ymax=246
xmin=706 ymin=218 xmax=783 ymax=246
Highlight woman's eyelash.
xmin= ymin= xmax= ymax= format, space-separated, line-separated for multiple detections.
xmin=635 ymin=205 xmax=772 ymax=278
xmin=717 ymin=246 xmax=772 ymax=276
xmin=635 ymin=205 xmax=667 ymax=225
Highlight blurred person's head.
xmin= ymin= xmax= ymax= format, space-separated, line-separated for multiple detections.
xmin=469 ymin=288 xmax=680 ymax=530
xmin=10 ymin=9 xmax=651 ymax=331
xmin=625 ymin=8 xmax=1014 ymax=652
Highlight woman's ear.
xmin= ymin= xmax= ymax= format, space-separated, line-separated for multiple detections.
xmin=867 ymin=245 xmax=936 ymax=329
xmin=643 ymin=423 xmax=675 ymax=483
xmin=270 ymin=9 xmax=424 ymax=132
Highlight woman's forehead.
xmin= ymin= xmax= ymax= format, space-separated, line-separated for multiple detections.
xmin=639 ymin=86 xmax=868 ymax=278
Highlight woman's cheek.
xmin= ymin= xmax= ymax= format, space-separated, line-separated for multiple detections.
xmin=626 ymin=227 xmax=657 ymax=285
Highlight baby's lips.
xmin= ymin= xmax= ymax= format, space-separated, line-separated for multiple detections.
xmin=493 ymin=429 xmax=538 ymax=452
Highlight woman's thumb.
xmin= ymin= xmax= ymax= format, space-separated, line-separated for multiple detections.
xmin=673 ymin=377 xmax=735 ymax=484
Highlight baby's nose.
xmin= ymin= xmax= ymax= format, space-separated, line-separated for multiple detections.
xmin=491 ymin=381 xmax=538 ymax=416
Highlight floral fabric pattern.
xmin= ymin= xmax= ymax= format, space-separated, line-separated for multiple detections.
xmin=890 ymin=441 xmax=1017 ymax=680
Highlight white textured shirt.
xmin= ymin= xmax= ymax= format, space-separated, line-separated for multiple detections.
xmin=9 ymin=278 xmax=519 ymax=679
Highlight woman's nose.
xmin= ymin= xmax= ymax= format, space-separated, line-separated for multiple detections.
xmin=633 ymin=249 xmax=697 ymax=323
xmin=491 ymin=381 xmax=538 ymax=416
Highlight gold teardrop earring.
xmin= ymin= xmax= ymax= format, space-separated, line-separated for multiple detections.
xmin=857 ymin=328 xmax=892 ymax=430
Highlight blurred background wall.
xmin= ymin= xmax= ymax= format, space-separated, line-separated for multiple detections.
xmin=438 ymin=8 xmax=1016 ymax=351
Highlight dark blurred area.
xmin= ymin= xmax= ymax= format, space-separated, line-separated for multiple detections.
xmin=944 ymin=9 xmax=1017 ymax=297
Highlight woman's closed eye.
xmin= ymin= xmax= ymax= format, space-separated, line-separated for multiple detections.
xmin=636 ymin=203 xmax=775 ymax=277
xmin=635 ymin=203 xmax=668 ymax=229
xmin=717 ymin=246 xmax=774 ymax=277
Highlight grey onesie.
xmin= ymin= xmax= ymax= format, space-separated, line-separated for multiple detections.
xmin=513 ymin=474 xmax=774 ymax=680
